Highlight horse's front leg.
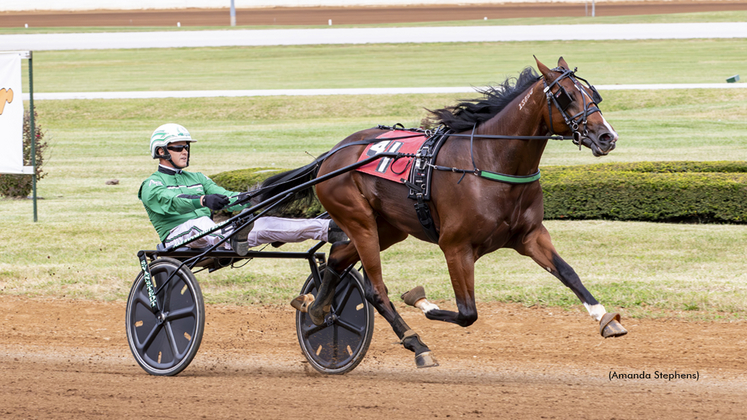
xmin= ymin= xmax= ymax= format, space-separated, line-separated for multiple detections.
xmin=518 ymin=224 xmax=627 ymax=338
xmin=403 ymin=244 xmax=478 ymax=328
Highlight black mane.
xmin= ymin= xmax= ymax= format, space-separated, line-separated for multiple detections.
xmin=428 ymin=67 xmax=541 ymax=132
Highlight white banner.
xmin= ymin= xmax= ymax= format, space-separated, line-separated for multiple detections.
xmin=0 ymin=52 xmax=25 ymax=174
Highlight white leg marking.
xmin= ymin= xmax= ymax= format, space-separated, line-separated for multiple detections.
xmin=415 ymin=299 xmax=440 ymax=314
xmin=584 ymin=303 xmax=607 ymax=322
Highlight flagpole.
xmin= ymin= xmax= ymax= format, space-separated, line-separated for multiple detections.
xmin=230 ymin=0 xmax=236 ymax=26
xmin=28 ymin=51 xmax=37 ymax=222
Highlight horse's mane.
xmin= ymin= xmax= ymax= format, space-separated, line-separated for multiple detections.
xmin=427 ymin=67 xmax=541 ymax=132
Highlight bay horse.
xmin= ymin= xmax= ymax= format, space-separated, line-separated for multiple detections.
xmin=260 ymin=57 xmax=626 ymax=368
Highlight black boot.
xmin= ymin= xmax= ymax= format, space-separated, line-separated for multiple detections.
xmin=230 ymin=213 xmax=254 ymax=257
xmin=308 ymin=266 xmax=342 ymax=326
xmin=327 ymin=220 xmax=349 ymax=243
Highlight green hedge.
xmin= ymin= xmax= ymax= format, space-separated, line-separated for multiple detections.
xmin=542 ymin=161 xmax=747 ymax=223
xmin=210 ymin=167 xmax=283 ymax=192
xmin=214 ymin=161 xmax=747 ymax=223
xmin=211 ymin=167 xmax=324 ymax=218
xmin=546 ymin=161 xmax=747 ymax=174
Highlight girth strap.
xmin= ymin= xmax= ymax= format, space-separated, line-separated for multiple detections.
xmin=405 ymin=179 xmax=440 ymax=244
xmin=404 ymin=126 xmax=451 ymax=243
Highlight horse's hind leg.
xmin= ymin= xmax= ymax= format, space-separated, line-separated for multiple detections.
xmin=322 ymin=215 xmax=437 ymax=367
xmin=305 ymin=240 xmax=360 ymax=325
xmin=359 ymin=218 xmax=438 ymax=368
xmin=362 ymin=272 xmax=438 ymax=368
xmin=518 ymin=224 xmax=627 ymax=338
xmin=302 ymin=209 xmax=387 ymax=326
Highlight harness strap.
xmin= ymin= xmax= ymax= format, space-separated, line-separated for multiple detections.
xmin=445 ymin=132 xmax=570 ymax=141
xmin=413 ymin=197 xmax=440 ymax=244
xmin=546 ymin=87 xmax=556 ymax=136
xmin=469 ymin=124 xmax=478 ymax=173
xmin=403 ymin=179 xmax=438 ymax=243
xmin=477 ymin=169 xmax=541 ymax=183
xmin=403 ymin=127 xmax=451 ymax=243
xmin=429 ymin=164 xmax=541 ymax=184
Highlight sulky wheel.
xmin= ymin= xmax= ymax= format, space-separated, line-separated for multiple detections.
xmin=126 ymin=257 xmax=205 ymax=376
xmin=296 ymin=266 xmax=374 ymax=375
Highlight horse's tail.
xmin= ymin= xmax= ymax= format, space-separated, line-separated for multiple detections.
xmin=254 ymin=152 xmax=329 ymax=214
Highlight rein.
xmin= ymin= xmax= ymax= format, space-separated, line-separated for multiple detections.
xmin=243 ymin=68 xmax=604 ymax=203
xmin=235 ymin=132 xmax=423 ymax=205
xmin=446 ymin=133 xmax=571 ymax=141
xmin=428 ymin=68 xmax=603 ymax=184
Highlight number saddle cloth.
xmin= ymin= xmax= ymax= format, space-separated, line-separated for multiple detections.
xmin=355 ymin=126 xmax=448 ymax=243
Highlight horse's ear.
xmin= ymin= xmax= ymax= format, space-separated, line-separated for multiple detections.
xmin=557 ymin=56 xmax=570 ymax=70
xmin=534 ymin=56 xmax=554 ymax=80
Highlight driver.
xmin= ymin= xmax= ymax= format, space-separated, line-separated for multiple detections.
xmin=138 ymin=123 xmax=347 ymax=255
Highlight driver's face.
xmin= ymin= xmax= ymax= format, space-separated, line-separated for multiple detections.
xmin=167 ymin=141 xmax=190 ymax=168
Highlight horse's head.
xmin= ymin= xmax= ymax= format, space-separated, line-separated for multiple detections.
xmin=535 ymin=57 xmax=618 ymax=157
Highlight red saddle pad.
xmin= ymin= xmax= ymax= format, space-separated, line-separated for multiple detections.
xmin=355 ymin=130 xmax=427 ymax=184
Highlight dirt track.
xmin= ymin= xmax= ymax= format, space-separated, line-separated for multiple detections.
xmin=1 ymin=295 xmax=746 ymax=418
xmin=2 ymin=2 xmax=747 ymax=27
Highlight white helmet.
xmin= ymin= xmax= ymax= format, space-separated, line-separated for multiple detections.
xmin=150 ymin=123 xmax=197 ymax=159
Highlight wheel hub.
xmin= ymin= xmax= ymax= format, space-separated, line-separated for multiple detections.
xmin=324 ymin=313 xmax=337 ymax=327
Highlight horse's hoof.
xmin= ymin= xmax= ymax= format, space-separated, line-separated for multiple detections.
xmin=290 ymin=293 xmax=315 ymax=313
xmin=599 ymin=312 xmax=628 ymax=338
xmin=415 ymin=351 xmax=439 ymax=368
xmin=308 ymin=303 xmax=331 ymax=327
xmin=401 ymin=286 xmax=426 ymax=307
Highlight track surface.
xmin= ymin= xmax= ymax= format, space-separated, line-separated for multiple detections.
xmin=2 ymin=2 xmax=747 ymax=27
xmin=2 ymin=296 xmax=747 ymax=418
xmin=3 ymin=3 xmax=747 ymax=418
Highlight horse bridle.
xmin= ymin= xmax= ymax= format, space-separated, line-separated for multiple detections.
xmin=543 ymin=67 xmax=604 ymax=148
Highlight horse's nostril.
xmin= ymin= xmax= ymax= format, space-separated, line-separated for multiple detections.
xmin=600 ymin=133 xmax=615 ymax=144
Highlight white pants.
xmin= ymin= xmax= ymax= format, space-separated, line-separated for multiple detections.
xmin=164 ymin=216 xmax=330 ymax=250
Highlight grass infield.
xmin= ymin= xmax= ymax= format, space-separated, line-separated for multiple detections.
xmin=2 ymin=87 xmax=747 ymax=320
xmin=3 ymin=23 xmax=747 ymax=319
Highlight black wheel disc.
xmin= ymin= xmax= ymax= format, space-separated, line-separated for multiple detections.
xmin=296 ymin=267 xmax=374 ymax=374
xmin=126 ymin=257 xmax=204 ymax=376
